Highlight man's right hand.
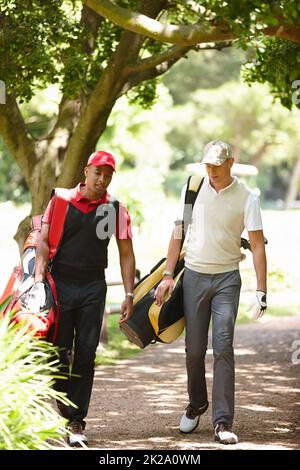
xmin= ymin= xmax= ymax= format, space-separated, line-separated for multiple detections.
xmin=154 ymin=277 xmax=175 ymax=306
xmin=22 ymin=282 xmax=46 ymax=313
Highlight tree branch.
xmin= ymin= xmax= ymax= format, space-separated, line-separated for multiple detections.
xmin=83 ymin=0 xmax=300 ymax=45
xmin=124 ymin=45 xmax=192 ymax=73
xmin=125 ymin=40 xmax=233 ymax=74
xmin=120 ymin=52 xmax=186 ymax=95
xmin=80 ymin=3 xmax=104 ymax=55
xmin=0 ymin=94 xmax=36 ymax=182
xmin=84 ymin=0 xmax=233 ymax=45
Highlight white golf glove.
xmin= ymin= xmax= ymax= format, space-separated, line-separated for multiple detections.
xmin=248 ymin=290 xmax=267 ymax=319
xmin=24 ymin=282 xmax=46 ymax=313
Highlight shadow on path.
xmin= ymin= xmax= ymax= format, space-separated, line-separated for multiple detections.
xmin=88 ymin=316 xmax=300 ymax=450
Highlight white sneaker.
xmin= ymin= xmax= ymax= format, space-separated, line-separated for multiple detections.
xmin=67 ymin=421 xmax=88 ymax=447
xmin=179 ymin=402 xmax=208 ymax=433
xmin=214 ymin=423 xmax=238 ymax=444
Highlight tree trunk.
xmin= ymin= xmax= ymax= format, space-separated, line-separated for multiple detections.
xmin=251 ymin=142 xmax=270 ymax=168
xmin=14 ymin=215 xmax=33 ymax=253
xmin=14 ymin=146 xmax=68 ymax=250
xmin=284 ymin=154 xmax=300 ymax=209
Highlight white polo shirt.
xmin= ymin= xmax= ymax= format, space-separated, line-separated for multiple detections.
xmin=176 ymin=176 xmax=263 ymax=274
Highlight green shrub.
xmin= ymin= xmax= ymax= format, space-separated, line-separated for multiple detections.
xmin=0 ymin=304 xmax=69 ymax=450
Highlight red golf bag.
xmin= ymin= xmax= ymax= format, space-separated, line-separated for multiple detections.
xmin=0 ymin=192 xmax=69 ymax=342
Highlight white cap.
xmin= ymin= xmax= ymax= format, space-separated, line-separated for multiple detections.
xmin=201 ymin=140 xmax=232 ymax=166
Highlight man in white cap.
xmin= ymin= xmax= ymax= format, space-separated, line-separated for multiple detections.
xmin=155 ymin=140 xmax=267 ymax=444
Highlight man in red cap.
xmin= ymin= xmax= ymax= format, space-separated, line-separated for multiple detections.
xmin=31 ymin=150 xmax=135 ymax=447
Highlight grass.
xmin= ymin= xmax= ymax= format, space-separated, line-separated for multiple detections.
xmin=236 ymin=302 xmax=297 ymax=325
xmin=96 ymin=314 xmax=141 ymax=365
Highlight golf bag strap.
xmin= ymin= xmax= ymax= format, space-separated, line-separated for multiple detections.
xmin=31 ymin=215 xmax=42 ymax=230
xmin=23 ymin=216 xmax=43 ymax=251
xmin=45 ymin=271 xmax=60 ymax=343
xmin=182 ymin=175 xmax=204 ymax=241
xmin=48 ymin=188 xmax=70 ymax=260
xmin=47 ymin=189 xmax=121 ymax=260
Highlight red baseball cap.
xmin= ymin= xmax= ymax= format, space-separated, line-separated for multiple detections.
xmin=87 ymin=151 xmax=116 ymax=172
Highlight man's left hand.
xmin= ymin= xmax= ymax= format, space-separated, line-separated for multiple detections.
xmin=249 ymin=290 xmax=267 ymax=319
xmin=119 ymin=297 xmax=133 ymax=324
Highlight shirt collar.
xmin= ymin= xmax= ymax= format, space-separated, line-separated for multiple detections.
xmin=205 ymin=175 xmax=237 ymax=195
xmin=74 ymin=183 xmax=109 ymax=204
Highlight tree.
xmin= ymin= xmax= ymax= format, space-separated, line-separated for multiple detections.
xmin=1 ymin=0 xmax=300 ymax=247
xmin=163 ymin=80 xmax=300 ymax=202
xmin=86 ymin=1 xmax=300 ymax=109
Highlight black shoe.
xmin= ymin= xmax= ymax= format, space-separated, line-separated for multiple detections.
xmin=67 ymin=421 xmax=88 ymax=447
xmin=214 ymin=423 xmax=238 ymax=444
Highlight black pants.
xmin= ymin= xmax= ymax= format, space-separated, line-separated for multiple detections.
xmin=52 ymin=274 xmax=107 ymax=424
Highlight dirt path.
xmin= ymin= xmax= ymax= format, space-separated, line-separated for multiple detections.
xmin=87 ymin=316 xmax=300 ymax=450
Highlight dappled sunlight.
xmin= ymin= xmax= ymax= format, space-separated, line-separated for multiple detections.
xmin=262 ymin=375 xmax=297 ymax=382
xmin=240 ymin=404 xmax=277 ymax=412
xmin=127 ymin=365 xmax=165 ymax=374
xmin=234 ymin=348 xmax=257 ymax=356
xmin=87 ymin=317 xmax=300 ymax=450
xmin=207 ymin=347 xmax=257 ymax=356
xmin=264 ymin=387 xmax=300 ymax=393
xmin=154 ymin=410 xmax=174 ymax=414
xmin=274 ymin=427 xmax=292 ymax=433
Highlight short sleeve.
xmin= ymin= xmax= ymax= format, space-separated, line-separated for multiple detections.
xmin=116 ymin=203 xmax=133 ymax=240
xmin=244 ymin=193 xmax=263 ymax=231
xmin=42 ymin=197 xmax=55 ymax=224
xmin=175 ymin=184 xmax=187 ymax=224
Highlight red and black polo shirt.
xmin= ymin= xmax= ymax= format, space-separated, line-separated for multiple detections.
xmin=43 ymin=183 xmax=132 ymax=280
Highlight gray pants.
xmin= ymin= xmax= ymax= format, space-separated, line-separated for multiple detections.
xmin=183 ymin=267 xmax=241 ymax=426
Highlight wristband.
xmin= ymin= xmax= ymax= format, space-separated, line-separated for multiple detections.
xmin=163 ymin=270 xmax=174 ymax=278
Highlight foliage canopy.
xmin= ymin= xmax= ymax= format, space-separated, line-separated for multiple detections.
xmin=1 ymin=1 xmax=300 ymax=108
